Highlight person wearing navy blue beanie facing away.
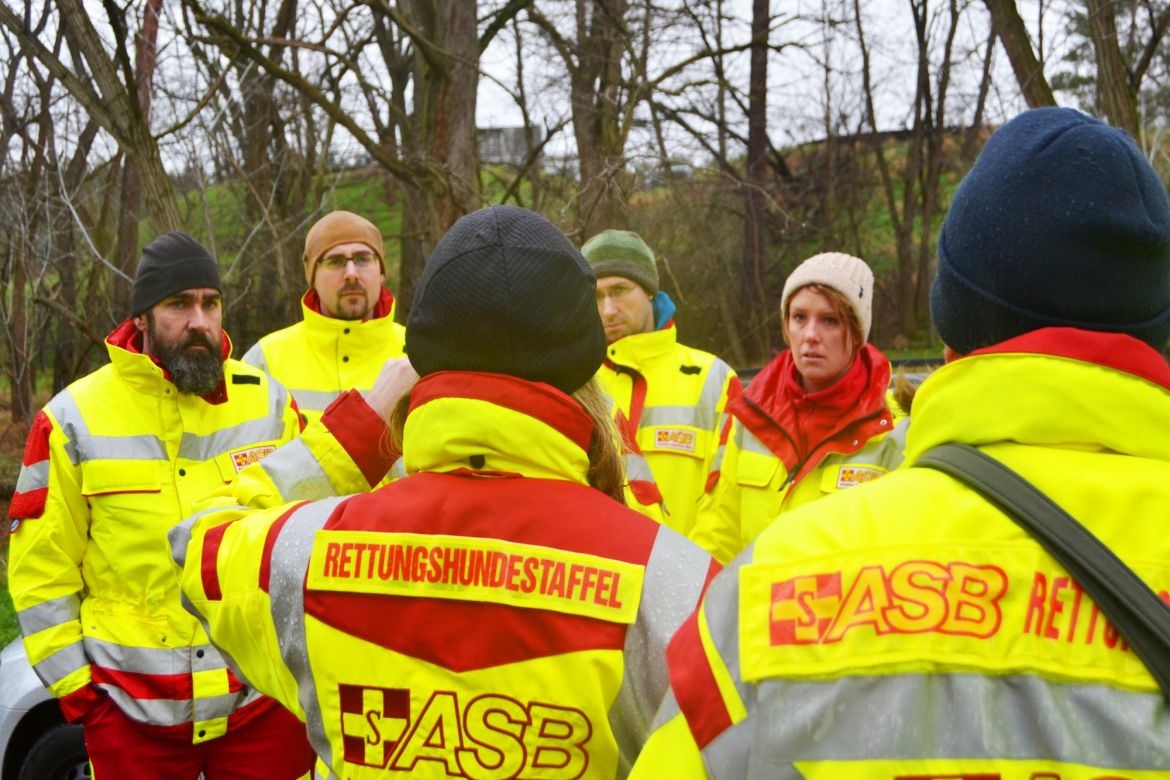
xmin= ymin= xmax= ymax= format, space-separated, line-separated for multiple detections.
xmin=631 ymin=108 xmax=1170 ymax=777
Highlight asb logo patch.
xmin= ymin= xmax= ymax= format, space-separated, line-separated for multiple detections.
xmin=654 ymin=428 xmax=696 ymax=453
xmin=768 ymin=561 xmax=1008 ymax=646
xmin=339 ymin=685 xmax=410 ymax=768
xmin=229 ymin=445 xmax=276 ymax=473
xmin=336 ymin=687 xmax=593 ymax=776
xmin=836 ymin=465 xmax=884 ymax=488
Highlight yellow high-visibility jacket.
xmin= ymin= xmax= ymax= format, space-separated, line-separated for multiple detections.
xmin=598 ymin=324 xmax=739 ymax=535
xmin=7 ymin=319 xmax=303 ymax=742
xmin=171 ymin=372 xmax=719 ymax=778
xmin=243 ymin=288 xmax=406 ymax=426
xmin=690 ymin=344 xmax=906 ymax=564
xmin=632 ymin=328 xmax=1170 ymax=778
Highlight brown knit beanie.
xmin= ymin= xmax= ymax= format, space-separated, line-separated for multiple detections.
xmin=303 ymin=210 xmax=385 ymax=286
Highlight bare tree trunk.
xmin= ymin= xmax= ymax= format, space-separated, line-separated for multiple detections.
xmin=1085 ymin=0 xmax=1140 ymax=138
xmin=984 ymin=0 xmax=1057 ymax=108
xmin=569 ymin=0 xmax=631 ymax=237
xmin=398 ymin=0 xmax=481 ymax=317
xmin=741 ymin=0 xmax=770 ymax=358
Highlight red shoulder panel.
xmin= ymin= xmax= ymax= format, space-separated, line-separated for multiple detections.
xmin=10 ymin=410 xmax=53 ymax=521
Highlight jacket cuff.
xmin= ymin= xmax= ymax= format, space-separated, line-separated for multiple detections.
xmin=58 ymin=683 xmax=103 ymax=723
xmin=321 ymin=390 xmax=399 ymax=486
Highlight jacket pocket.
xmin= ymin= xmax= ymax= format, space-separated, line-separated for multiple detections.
xmin=735 ymin=450 xmax=781 ymax=488
xmin=80 ymin=459 xmax=161 ymax=497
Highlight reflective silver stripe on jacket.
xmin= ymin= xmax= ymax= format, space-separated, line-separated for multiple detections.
xmin=99 ymin=686 xmax=264 ymax=728
xmin=288 ymin=389 xmax=341 ymax=414
xmin=640 ymin=405 xmax=707 ymax=430
xmin=179 ymin=416 xmax=288 ymax=462
xmin=240 ymin=342 xmax=268 ymax=373
xmin=260 ymin=437 xmax=338 ymax=500
xmin=624 ymin=453 xmax=657 ymax=484
xmin=49 ymin=390 xmax=167 ymax=466
xmin=696 ymin=359 xmax=733 ymax=430
xmin=269 ymin=496 xmax=349 ymax=768
xmin=637 ymin=359 xmax=731 ymax=434
xmin=15 ymin=459 xmax=49 ymax=493
xmin=17 ymin=594 xmax=80 ymax=635
xmin=30 ymin=639 xmax=89 ymax=687
xmin=610 ymin=527 xmax=711 ymax=773
xmin=85 ymin=636 xmax=230 ymax=675
xmin=701 ymin=674 xmax=1170 ymax=779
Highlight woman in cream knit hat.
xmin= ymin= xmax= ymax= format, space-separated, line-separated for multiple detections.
xmin=689 ymin=252 xmax=907 ymax=563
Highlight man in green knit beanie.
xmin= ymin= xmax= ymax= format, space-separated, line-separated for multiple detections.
xmin=582 ymin=229 xmax=740 ymax=538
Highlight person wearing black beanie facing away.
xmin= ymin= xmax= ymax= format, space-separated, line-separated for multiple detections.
xmin=169 ymin=206 xmax=719 ymax=778
xmin=631 ymin=107 xmax=1170 ymax=776
xmin=8 ymin=232 xmax=313 ymax=777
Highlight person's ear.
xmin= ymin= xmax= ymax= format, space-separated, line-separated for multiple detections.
xmin=943 ymin=345 xmax=962 ymax=363
xmin=133 ymin=314 xmax=147 ymax=333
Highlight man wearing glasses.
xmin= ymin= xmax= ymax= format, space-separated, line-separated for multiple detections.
xmin=583 ymin=229 xmax=740 ymax=534
xmin=243 ymin=210 xmax=407 ymax=427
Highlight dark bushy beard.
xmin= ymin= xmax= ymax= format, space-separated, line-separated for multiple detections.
xmin=147 ymin=316 xmax=224 ymax=396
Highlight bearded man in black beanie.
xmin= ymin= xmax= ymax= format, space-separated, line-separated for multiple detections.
xmin=8 ymin=232 xmax=314 ymax=778
xmin=168 ymin=206 xmax=719 ymax=778
xmin=131 ymin=231 xmax=229 ymax=395
xmin=629 ymin=107 xmax=1170 ymax=777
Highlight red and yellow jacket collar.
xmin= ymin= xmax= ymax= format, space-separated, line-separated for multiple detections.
xmin=604 ymin=322 xmax=678 ymax=370
xmin=302 ymin=287 xmax=396 ymax=322
xmin=729 ymin=342 xmax=892 ymax=474
xmin=403 ymin=372 xmax=593 ymax=484
xmin=105 ymin=318 xmax=233 ymax=404
xmin=906 ymin=327 xmax=1170 ymax=463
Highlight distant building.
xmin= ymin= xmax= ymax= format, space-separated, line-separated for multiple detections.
xmin=479 ymin=126 xmax=544 ymax=167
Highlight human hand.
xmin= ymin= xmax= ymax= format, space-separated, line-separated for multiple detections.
xmin=366 ymin=357 xmax=419 ymax=424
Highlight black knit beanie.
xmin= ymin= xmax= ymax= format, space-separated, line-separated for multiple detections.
xmin=407 ymin=206 xmax=606 ymax=394
xmin=932 ymin=107 xmax=1170 ymax=354
xmin=131 ymin=232 xmax=222 ymax=316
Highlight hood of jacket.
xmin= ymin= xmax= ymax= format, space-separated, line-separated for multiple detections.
xmin=402 ymin=371 xmax=593 ymax=485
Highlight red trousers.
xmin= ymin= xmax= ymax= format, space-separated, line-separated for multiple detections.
xmin=82 ymin=695 xmax=315 ymax=780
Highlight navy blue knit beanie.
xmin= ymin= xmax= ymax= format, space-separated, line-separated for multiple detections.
xmin=132 ymin=232 xmax=222 ymax=315
xmin=407 ymin=206 xmax=607 ymax=394
xmin=932 ymin=107 xmax=1170 ymax=353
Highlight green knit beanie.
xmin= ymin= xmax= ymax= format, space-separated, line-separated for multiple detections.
xmin=581 ymin=229 xmax=658 ymax=294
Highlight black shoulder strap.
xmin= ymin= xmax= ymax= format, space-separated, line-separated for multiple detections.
xmin=915 ymin=441 xmax=1170 ymax=700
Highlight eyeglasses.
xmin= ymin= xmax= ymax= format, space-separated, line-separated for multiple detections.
xmin=319 ymin=252 xmax=378 ymax=271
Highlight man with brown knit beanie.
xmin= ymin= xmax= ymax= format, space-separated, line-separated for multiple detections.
xmin=243 ymin=210 xmax=407 ymax=427
xmin=582 ymin=229 xmax=740 ymax=536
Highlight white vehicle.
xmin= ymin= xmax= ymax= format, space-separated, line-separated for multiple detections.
xmin=0 ymin=639 xmax=88 ymax=779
